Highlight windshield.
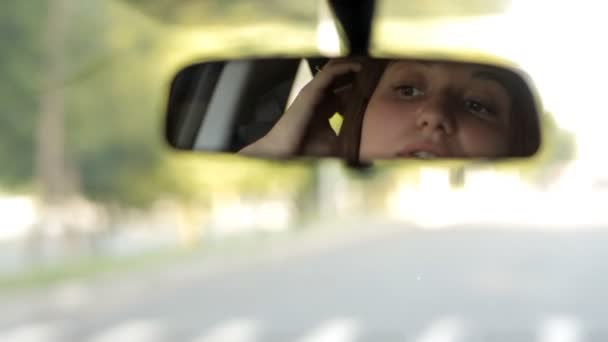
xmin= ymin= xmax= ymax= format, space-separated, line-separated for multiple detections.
xmin=1 ymin=0 xmax=607 ymax=340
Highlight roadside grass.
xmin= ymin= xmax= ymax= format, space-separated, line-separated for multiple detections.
xmin=0 ymin=229 xmax=297 ymax=293
xmin=0 ymin=218 xmax=364 ymax=293
xmin=0 ymin=246 xmax=196 ymax=293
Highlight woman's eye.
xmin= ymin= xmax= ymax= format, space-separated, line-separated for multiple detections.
xmin=464 ymin=99 xmax=495 ymax=119
xmin=395 ymin=85 xmax=424 ymax=99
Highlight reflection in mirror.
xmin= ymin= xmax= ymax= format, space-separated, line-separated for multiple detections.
xmin=165 ymin=57 xmax=541 ymax=162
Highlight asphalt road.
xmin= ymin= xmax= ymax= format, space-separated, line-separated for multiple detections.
xmin=1 ymin=222 xmax=607 ymax=341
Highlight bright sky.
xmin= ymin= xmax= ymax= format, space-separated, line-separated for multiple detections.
xmin=504 ymin=0 xmax=608 ymax=165
xmin=500 ymin=1 xmax=608 ymax=192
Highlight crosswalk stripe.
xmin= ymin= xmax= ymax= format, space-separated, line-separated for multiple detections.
xmin=190 ymin=318 xmax=261 ymax=342
xmin=295 ymin=318 xmax=360 ymax=342
xmin=85 ymin=318 xmax=166 ymax=342
xmin=0 ymin=320 xmax=66 ymax=342
xmin=0 ymin=314 xmax=588 ymax=342
xmin=539 ymin=316 xmax=582 ymax=342
xmin=413 ymin=317 xmax=466 ymax=342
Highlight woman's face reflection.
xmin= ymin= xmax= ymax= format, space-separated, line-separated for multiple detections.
xmin=360 ymin=60 xmax=513 ymax=160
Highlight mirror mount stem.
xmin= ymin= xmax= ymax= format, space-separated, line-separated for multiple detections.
xmin=328 ymin=0 xmax=375 ymax=56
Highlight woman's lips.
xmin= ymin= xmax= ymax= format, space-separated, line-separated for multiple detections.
xmin=396 ymin=143 xmax=450 ymax=159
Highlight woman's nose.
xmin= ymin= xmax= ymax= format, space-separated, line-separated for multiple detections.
xmin=415 ymin=102 xmax=454 ymax=136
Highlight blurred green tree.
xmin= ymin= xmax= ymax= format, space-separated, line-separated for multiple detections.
xmin=121 ymin=0 xmax=316 ymax=26
xmin=0 ymin=0 xmax=314 ymax=211
xmin=0 ymin=1 xmax=46 ymax=189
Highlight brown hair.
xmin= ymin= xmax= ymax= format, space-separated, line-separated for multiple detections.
xmin=299 ymin=58 xmax=540 ymax=161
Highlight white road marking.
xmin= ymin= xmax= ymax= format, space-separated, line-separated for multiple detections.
xmin=0 ymin=320 xmax=66 ymax=342
xmin=539 ymin=316 xmax=582 ymax=342
xmin=295 ymin=318 xmax=360 ymax=342
xmin=413 ymin=317 xmax=466 ymax=342
xmin=86 ymin=318 xmax=166 ymax=342
xmin=191 ymin=318 xmax=261 ymax=342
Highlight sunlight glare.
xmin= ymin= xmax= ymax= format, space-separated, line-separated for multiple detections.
xmin=316 ymin=0 xmax=342 ymax=56
xmin=0 ymin=196 xmax=37 ymax=241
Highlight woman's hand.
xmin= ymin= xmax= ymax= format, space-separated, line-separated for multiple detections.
xmin=239 ymin=59 xmax=361 ymax=157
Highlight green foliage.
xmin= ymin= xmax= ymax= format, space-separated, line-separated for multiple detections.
xmin=121 ymin=0 xmax=316 ymax=26
xmin=377 ymin=0 xmax=511 ymax=18
xmin=0 ymin=0 xmax=316 ymax=209
xmin=64 ymin=19 xmax=166 ymax=206
xmin=0 ymin=1 xmax=47 ymax=189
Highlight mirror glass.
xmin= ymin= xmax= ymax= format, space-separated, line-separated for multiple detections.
xmin=165 ymin=57 xmax=541 ymax=161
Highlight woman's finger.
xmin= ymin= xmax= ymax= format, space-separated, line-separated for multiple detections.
xmin=240 ymin=59 xmax=361 ymax=157
xmin=301 ymin=62 xmax=361 ymax=101
xmin=314 ymin=62 xmax=361 ymax=87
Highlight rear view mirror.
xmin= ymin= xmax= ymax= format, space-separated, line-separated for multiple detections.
xmin=165 ymin=57 xmax=541 ymax=161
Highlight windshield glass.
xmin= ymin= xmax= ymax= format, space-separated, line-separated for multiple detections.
xmin=1 ymin=0 xmax=607 ymax=340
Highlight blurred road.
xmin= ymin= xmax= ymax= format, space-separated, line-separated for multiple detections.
xmin=1 ymin=221 xmax=607 ymax=341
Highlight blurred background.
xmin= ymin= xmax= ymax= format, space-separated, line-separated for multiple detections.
xmin=2 ymin=0 xmax=608 ymax=341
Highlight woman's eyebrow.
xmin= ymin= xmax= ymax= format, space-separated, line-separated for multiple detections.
xmin=389 ymin=60 xmax=434 ymax=72
xmin=471 ymin=69 xmax=512 ymax=92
